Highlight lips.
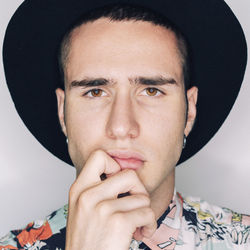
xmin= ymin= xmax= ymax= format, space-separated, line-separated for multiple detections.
xmin=112 ymin=157 xmax=144 ymax=170
xmin=107 ymin=150 xmax=145 ymax=170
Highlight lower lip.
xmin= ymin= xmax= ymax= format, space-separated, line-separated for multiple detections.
xmin=112 ymin=157 xmax=144 ymax=170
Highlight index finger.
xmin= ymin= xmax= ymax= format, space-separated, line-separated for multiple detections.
xmin=73 ymin=149 xmax=121 ymax=192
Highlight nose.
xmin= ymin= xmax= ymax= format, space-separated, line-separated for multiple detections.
xmin=106 ymin=93 xmax=139 ymax=140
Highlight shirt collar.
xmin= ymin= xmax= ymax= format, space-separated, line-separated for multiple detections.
xmin=137 ymin=190 xmax=183 ymax=250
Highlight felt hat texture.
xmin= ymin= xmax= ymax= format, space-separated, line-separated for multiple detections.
xmin=3 ymin=0 xmax=247 ymax=166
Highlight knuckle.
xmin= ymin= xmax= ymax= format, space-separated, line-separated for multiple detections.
xmin=75 ymin=189 xmax=95 ymax=212
xmin=145 ymin=208 xmax=156 ymax=221
xmin=90 ymin=149 xmax=105 ymax=160
xmin=123 ymin=169 xmax=137 ymax=180
xmin=111 ymin=212 xmax=126 ymax=227
xmin=77 ymin=189 xmax=92 ymax=204
xmin=96 ymin=202 xmax=111 ymax=217
xmin=77 ymin=192 xmax=87 ymax=205
xmin=138 ymin=194 xmax=150 ymax=206
xmin=88 ymin=150 xmax=108 ymax=168
xmin=68 ymin=182 xmax=78 ymax=201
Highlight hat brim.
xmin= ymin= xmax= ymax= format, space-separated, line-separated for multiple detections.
xmin=3 ymin=0 xmax=247 ymax=166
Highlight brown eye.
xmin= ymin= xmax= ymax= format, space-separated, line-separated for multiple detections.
xmin=145 ymin=88 xmax=159 ymax=96
xmin=84 ymin=89 xmax=106 ymax=97
xmin=91 ymin=89 xmax=102 ymax=97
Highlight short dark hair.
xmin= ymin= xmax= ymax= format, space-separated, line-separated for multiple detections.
xmin=58 ymin=3 xmax=191 ymax=90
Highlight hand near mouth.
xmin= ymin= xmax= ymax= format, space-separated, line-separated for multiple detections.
xmin=65 ymin=149 xmax=157 ymax=250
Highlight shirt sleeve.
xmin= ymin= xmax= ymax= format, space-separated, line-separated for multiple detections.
xmin=0 ymin=220 xmax=53 ymax=249
xmin=0 ymin=205 xmax=67 ymax=250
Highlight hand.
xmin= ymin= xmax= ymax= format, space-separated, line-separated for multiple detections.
xmin=65 ymin=150 xmax=157 ymax=250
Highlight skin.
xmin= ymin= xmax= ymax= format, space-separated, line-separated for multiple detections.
xmin=56 ymin=18 xmax=198 ymax=249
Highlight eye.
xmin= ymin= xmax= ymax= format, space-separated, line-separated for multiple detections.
xmin=83 ymin=89 xmax=107 ymax=98
xmin=141 ymin=87 xmax=164 ymax=97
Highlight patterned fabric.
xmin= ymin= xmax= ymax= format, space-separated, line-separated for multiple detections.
xmin=1 ymin=192 xmax=249 ymax=250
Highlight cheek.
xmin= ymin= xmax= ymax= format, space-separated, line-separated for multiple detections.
xmin=143 ymin=99 xmax=185 ymax=135
xmin=65 ymin=102 xmax=107 ymax=165
xmin=141 ymin=98 xmax=186 ymax=157
xmin=66 ymin=100 xmax=106 ymax=136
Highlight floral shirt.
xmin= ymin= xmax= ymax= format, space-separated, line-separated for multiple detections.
xmin=1 ymin=191 xmax=249 ymax=250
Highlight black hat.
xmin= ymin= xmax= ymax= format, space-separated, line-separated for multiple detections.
xmin=3 ymin=0 xmax=247 ymax=166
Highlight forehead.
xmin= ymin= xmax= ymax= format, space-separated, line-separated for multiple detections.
xmin=65 ymin=18 xmax=183 ymax=85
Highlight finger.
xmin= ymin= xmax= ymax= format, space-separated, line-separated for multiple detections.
xmin=87 ymin=169 xmax=148 ymax=204
xmin=72 ymin=150 xmax=121 ymax=193
xmin=96 ymin=194 xmax=150 ymax=217
xmin=114 ymin=207 xmax=157 ymax=240
xmin=133 ymin=208 xmax=157 ymax=239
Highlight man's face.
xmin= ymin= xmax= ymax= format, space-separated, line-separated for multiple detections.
xmin=56 ymin=18 xmax=197 ymax=195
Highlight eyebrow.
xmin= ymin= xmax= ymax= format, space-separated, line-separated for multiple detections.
xmin=69 ymin=76 xmax=177 ymax=89
xmin=69 ymin=78 xmax=112 ymax=89
xmin=132 ymin=76 xmax=177 ymax=86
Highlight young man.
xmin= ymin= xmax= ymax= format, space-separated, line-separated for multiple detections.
xmin=0 ymin=0 xmax=249 ymax=249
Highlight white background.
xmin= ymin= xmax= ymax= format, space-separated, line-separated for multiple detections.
xmin=0 ymin=0 xmax=249 ymax=237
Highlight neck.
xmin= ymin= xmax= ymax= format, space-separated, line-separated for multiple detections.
xmin=150 ymin=169 xmax=175 ymax=220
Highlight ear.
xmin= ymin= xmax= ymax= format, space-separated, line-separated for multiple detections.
xmin=55 ymin=88 xmax=67 ymax=136
xmin=184 ymin=86 xmax=198 ymax=137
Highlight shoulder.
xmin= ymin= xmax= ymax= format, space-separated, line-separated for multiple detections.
xmin=180 ymin=194 xmax=250 ymax=249
xmin=0 ymin=205 xmax=67 ymax=250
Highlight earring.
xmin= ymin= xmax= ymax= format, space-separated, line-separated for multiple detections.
xmin=183 ymin=135 xmax=187 ymax=149
xmin=66 ymin=137 xmax=68 ymax=144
